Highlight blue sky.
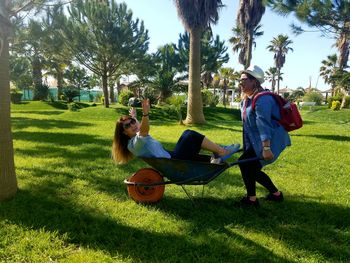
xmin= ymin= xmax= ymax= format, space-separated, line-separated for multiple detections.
xmin=124 ymin=0 xmax=337 ymax=91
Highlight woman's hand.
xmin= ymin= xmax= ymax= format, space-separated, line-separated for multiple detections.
xmin=142 ymin=98 xmax=150 ymax=115
xmin=262 ymin=149 xmax=274 ymax=160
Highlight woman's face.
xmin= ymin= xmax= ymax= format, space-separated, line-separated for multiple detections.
xmin=239 ymin=73 xmax=255 ymax=96
xmin=122 ymin=118 xmax=139 ymax=138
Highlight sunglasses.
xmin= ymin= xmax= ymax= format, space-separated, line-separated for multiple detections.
xmin=122 ymin=118 xmax=136 ymax=129
xmin=239 ymin=78 xmax=250 ymax=83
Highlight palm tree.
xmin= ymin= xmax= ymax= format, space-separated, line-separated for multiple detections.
xmin=174 ymin=0 xmax=223 ymax=124
xmin=319 ymin=54 xmax=339 ymax=97
xmin=288 ymin=87 xmax=305 ymax=102
xmin=236 ymin=0 xmax=266 ymax=69
xmin=267 ymin=34 xmax=293 ymax=94
xmin=230 ymin=24 xmax=264 ymax=69
xmin=265 ymin=67 xmax=283 ymax=93
xmin=217 ymin=67 xmax=237 ymax=108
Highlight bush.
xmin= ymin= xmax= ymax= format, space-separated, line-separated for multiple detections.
xmin=118 ymin=90 xmax=134 ymax=106
xmin=63 ymin=86 xmax=80 ymax=102
xmin=302 ymin=91 xmax=323 ymax=105
xmin=343 ymin=96 xmax=350 ymax=108
xmin=10 ymin=89 xmax=23 ymax=103
xmin=68 ymin=102 xmax=81 ymax=112
xmin=143 ymin=86 xmax=158 ymax=105
xmin=331 ymin=100 xmax=341 ymax=111
xmin=33 ymin=84 xmax=49 ymax=101
xmin=94 ymin=93 xmax=102 ymax=103
xmin=166 ymin=95 xmax=186 ymax=124
xmin=327 ymin=93 xmax=343 ymax=108
xmin=202 ymin=89 xmax=219 ymax=107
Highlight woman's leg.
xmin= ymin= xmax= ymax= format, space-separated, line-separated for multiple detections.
xmin=172 ymin=130 xmax=205 ymax=160
xmin=172 ymin=130 xmax=237 ymax=161
xmin=201 ymin=137 xmax=227 ymax=156
xmin=239 ymin=148 xmax=279 ymax=197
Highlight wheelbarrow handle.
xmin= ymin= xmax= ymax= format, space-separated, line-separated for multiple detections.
xmin=227 ymin=156 xmax=261 ymax=168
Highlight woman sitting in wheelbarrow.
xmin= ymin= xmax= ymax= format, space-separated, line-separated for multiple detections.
xmin=112 ymin=98 xmax=239 ymax=164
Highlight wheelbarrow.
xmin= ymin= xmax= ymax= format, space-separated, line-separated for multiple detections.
xmin=124 ymin=149 xmax=259 ymax=204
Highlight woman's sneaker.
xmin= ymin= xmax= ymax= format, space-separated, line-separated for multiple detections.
xmin=234 ymin=196 xmax=260 ymax=208
xmin=210 ymin=144 xmax=240 ymax=164
xmin=220 ymin=144 xmax=241 ymax=162
xmin=266 ymin=191 xmax=284 ymax=202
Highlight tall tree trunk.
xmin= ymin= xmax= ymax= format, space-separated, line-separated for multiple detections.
xmin=223 ymin=85 xmax=227 ymax=108
xmin=109 ymin=81 xmax=115 ymax=104
xmin=185 ymin=28 xmax=205 ymax=124
xmin=0 ymin=14 xmax=17 ymax=201
xmin=340 ymin=88 xmax=348 ymax=109
xmin=272 ymin=76 xmax=276 ymax=93
xmin=32 ymin=58 xmax=43 ymax=100
xmin=245 ymin=28 xmax=253 ymax=69
xmin=277 ymin=68 xmax=281 ymax=95
xmin=102 ymin=73 xmax=109 ymax=108
xmin=57 ymin=67 xmax=63 ymax=99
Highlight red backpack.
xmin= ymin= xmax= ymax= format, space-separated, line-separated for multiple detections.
xmin=252 ymin=91 xmax=303 ymax=132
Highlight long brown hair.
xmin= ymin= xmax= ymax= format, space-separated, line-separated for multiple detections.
xmin=112 ymin=115 xmax=134 ymax=164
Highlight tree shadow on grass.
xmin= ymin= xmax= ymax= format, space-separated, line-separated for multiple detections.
xmin=11 ymin=111 xmax=65 ymax=115
xmin=293 ymin=134 xmax=350 ymax=142
xmin=203 ymin=106 xmax=241 ymax=122
xmin=12 ymin=118 xmax=92 ymax=130
xmin=13 ymin=131 xmax=105 ymax=146
xmin=155 ymin=195 xmax=350 ymax=261
xmin=0 ymin=186 xmax=293 ymax=262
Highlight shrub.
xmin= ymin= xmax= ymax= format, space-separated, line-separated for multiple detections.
xmin=343 ymin=96 xmax=350 ymax=108
xmin=331 ymin=100 xmax=341 ymax=111
xmin=166 ymin=95 xmax=186 ymax=124
xmin=63 ymin=86 xmax=80 ymax=102
xmin=143 ymin=86 xmax=158 ymax=105
xmin=33 ymin=84 xmax=49 ymax=100
xmin=68 ymin=102 xmax=81 ymax=111
xmin=327 ymin=93 xmax=343 ymax=108
xmin=10 ymin=89 xmax=23 ymax=103
xmin=118 ymin=90 xmax=134 ymax=106
xmin=94 ymin=93 xmax=102 ymax=103
xmin=202 ymin=89 xmax=219 ymax=107
xmin=302 ymin=91 xmax=323 ymax=105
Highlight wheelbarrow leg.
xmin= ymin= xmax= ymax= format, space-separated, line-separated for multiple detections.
xmin=180 ymin=185 xmax=198 ymax=207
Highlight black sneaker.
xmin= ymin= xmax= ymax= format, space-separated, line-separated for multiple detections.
xmin=235 ymin=196 xmax=259 ymax=208
xmin=266 ymin=191 xmax=284 ymax=202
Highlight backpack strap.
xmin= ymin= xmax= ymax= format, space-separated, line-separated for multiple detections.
xmin=251 ymin=91 xmax=281 ymax=110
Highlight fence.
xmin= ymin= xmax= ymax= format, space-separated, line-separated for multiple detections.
xmin=21 ymin=88 xmax=103 ymax=102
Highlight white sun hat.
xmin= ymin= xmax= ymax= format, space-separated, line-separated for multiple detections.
xmin=242 ymin=65 xmax=265 ymax=84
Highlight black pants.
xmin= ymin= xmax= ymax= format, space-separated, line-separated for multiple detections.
xmin=238 ymin=148 xmax=278 ymax=196
xmin=170 ymin=130 xmax=205 ymax=161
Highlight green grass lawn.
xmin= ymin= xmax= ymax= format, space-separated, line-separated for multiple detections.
xmin=1 ymin=101 xmax=349 ymax=262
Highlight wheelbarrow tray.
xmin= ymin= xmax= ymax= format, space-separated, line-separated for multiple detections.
xmin=141 ymin=155 xmax=229 ymax=185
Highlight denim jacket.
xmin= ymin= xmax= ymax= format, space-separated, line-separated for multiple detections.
xmin=241 ymin=94 xmax=291 ymax=166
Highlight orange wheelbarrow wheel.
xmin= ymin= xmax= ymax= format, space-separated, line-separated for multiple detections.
xmin=127 ymin=168 xmax=165 ymax=203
